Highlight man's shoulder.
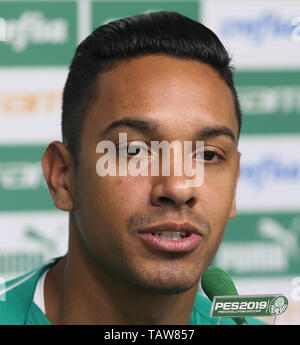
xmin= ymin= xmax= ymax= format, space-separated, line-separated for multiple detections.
xmin=0 ymin=269 xmax=40 ymax=325
xmin=0 ymin=258 xmax=59 ymax=325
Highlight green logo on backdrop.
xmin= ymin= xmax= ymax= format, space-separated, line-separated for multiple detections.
xmin=211 ymin=295 xmax=289 ymax=318
xmin=236 ymin=71 xmax=300 ymax=134
xmin=0 ymin=1 xmax=77 ymax=66
xmin=0 ymin=145 xmax=55 ymax=211
xmin=92 ymin=1 xmax=200 ymax=28
xmin=0 ymin=224 xmax=67 ymax=279
xmin=216 ymin=214 xmax=300 ymax=277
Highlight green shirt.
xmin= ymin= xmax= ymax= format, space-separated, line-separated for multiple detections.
xmin=0 ymin=257 xmax=264 ymax=325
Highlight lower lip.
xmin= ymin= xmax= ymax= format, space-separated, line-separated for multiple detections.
xmin=138 ymin=232 xmax=202 ymax=253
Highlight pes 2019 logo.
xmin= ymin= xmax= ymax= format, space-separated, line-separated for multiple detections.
xmin=211 ymin=295 xmax=289 ymax=318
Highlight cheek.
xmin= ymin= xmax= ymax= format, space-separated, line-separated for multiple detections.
xmin=74 ymin=174 xmax=151 ymax=252
xmin=95 ymin=176 xmax=150 ymax=217
xmin=203 ymin=165 xmax=236 ymax=201
xmin=198 ymin=168 xmax=236 ymax=232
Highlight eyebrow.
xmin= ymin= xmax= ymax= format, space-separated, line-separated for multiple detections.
xmin=101 ymin=117 xmax=159 ymax=136
xmin=102 ymin=117 xmax=236 ymax=143
xmin=193 ymin=126 xmax=236 ymax=143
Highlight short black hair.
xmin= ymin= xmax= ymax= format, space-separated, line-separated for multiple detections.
xmin=62 ymin=11 xmax=242 ymax=168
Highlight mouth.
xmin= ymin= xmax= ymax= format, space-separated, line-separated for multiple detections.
xmin=138 ymin=222 xmax=202 ymax=253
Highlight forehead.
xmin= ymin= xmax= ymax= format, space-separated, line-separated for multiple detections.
xmin=87 ymin=55 xmax=238 ymax=139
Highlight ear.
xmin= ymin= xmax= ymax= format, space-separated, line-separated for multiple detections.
xmin=42 ymin=141 xmax=74 ymax=211
xmin=229 ymin=152 xmax=241 ymax=219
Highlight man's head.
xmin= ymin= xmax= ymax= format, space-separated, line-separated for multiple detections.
xmin=43 ymin=11 xmax=241 ymax=296
xmin=62 ymin=11 xmax=241 ymax=168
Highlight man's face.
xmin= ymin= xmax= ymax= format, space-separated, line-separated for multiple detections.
xmin=72 ymin=55 xmax=240 ymax=294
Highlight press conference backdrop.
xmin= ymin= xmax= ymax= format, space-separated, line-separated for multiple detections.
xmin=0 ymin=0 xmax=299 ymax=324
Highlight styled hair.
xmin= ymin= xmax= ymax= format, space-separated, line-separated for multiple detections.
xmin=62 ymin=11 xmax=241 ymax=167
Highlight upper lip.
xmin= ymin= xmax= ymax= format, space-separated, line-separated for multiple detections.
xmin=138 ymin=222 xmax=202 ymax=236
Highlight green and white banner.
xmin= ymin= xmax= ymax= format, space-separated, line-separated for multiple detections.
xmin=211 ymin=294 xmax=289 ymax=318
xmin=0 ymin=0 xmax=299 ymax=324
xmin=0 ymin=1 xmax=77 ymax=66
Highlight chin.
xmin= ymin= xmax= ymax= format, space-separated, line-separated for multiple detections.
xmin=140 ymin=279 xmax=199 ymax=295
xmin=122 ymin=254 xmax=205 ymax=295
xmin=151 ymin=285 xmax=197 ymax=295
xmin=132 ymin=268 xmax=201 ymax=295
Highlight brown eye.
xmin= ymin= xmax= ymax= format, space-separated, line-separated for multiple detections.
xmin=195 ymin=150 xmax=224 ymax=162
xmin=126 ymin=142 xmax=150 ymax=157
xmin=204 ymin=151 xmax=216 ymax=161
xmin=127 ymin=146 xmax=141 ymax=156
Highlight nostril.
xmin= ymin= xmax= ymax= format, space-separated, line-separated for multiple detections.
xmin=157 ymin=196 xmax=197 ymax=208
xmin=158 ymin=196 xmax=175 ymax=206
xmin=150 ymin=182 xmax=198 ymax=208
xmin=186 ymin=197 xmax=197 ymax=208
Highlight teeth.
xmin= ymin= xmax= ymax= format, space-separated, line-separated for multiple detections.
xmin=152 ymin=231 xmax=188 ymax=240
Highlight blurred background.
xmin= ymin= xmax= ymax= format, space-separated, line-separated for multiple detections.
xmin=0 ymin=0 xmax=299 ymax=324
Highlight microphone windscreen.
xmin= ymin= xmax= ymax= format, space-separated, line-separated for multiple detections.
xmin=201 ymin=267 xmax=238 ymax=301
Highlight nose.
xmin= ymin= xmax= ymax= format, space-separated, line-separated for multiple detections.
xmin=150 ymin=176 xmax=198 ymax=209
